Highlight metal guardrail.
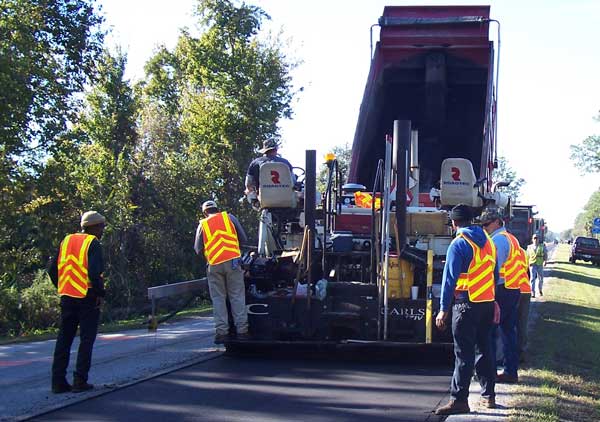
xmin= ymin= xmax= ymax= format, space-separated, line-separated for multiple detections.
xmin=147 ymin=278 xmax=209 ymax=331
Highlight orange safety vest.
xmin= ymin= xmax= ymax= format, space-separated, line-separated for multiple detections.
xmin=354 ymin=191 xmax=381 ymax=209
xmin=57 ymin=233 xmax=96 ymax=298
xmin=201 ymin=212 xmax=241 ymax=265
xmin=518 ymin=247 xmax=532 ymax=294
xmin=455 ymin=232 xmax=496 ymax=303
xmin=499 ymin=231 xmax=522 ymax=290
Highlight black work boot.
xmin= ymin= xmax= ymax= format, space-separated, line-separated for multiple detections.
xmin=51 ymin=380 xmax=72 ymax=394
xmin=434 ymin=399 xmax=470 ymax=415
xmin=72 ymin=377 xmax=94 ymax=393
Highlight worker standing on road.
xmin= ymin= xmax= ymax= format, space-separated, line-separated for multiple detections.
xmin=435 ymin=204 xmax=497 ymax=415
xmin=245 ymin=138 xmax=294 ymax=200
xmin=517 ymin=247 xmax=532 ymax=362
xmin=194 ymin=200 xmax=249 ymax=344
xmin=481 ymin=209 xmax=521 ymax=384
xmin=527 ymin=234 xmax=547 ymax=297
xmin=48 ymin=211 xmax=106 ymax=394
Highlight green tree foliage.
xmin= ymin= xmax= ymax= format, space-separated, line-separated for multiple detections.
xmin=493 ymin=156 xmax=526 ymax=203
xmin=317 ymin=143 xmax=352 ymax=194
xmin=570 ymin=110 xmax=600 ymax=174
xmin=0 ymin=0 xmax=297 ymax=335
xmin=0 ymin=0 xmax=104 ymax=287
xmin=0 ymin=0 xmax=104 ymax=162
xmin=573 ymin=188 xmax=600 ymax=237
xmin=139 ymin=0 xmax=296 ymax=242
xmin=570 ymin=136 xmax=600 ymax=174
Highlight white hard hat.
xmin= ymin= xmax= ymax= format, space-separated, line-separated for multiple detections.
xmin=201 ymin=200 xmax=218 ymax=212
xmin=80 ymin=211 xmax=106 ymax=228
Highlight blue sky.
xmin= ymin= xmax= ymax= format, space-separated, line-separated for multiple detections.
xmin=101 ymin=0 xmax=600 ymax=233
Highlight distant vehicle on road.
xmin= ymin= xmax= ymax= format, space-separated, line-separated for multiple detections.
xmin=569 ymin=236 xmax=600 ymax=266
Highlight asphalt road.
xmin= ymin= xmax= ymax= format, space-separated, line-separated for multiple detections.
xmin=0 ymin=316 xmax=220 ymax=421
xmin=32 ymin=353 xmax=452 ymax=422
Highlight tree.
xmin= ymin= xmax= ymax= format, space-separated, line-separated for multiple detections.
xmin=0 ymin=0 xmax=104 ymax=287
xmin=570 ymin=110 xmax=600 ymax=174
xmin=318 ymin=143 xmax=352 ymax=193
xmin=493 ymin=156 xmax=526 ymax=203
xmin=0 ymin=0 xmax=104 ymax=163
xmin=138 ymin=0 xmax=297 ymax=250
xmin=572 ymin=188 xmax=600 ymax=237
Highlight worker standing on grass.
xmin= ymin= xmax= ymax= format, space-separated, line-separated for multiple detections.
xmin=481 ymin=209 xmax=521 ymax=384
xmin=527 ymin=234 xmax=547 ymax=297
xmin=194 ymin=200 xmax=249 ymax=344
xmin=435 ymin=204 xmax=497 ymax=416
xmin=48 ymin=211 xmax=106 ymax=394
xmin=517 ymin=247 xmax=532 ymax=362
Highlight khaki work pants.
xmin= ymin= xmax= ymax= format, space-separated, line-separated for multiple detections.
xmin=207 ymin=260 xmax=248 ymax=335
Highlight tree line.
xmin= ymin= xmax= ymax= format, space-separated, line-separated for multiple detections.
xmin=569 ymin=110 xmax=600 ymax=238
xmin=0 ymin=0 xmax=296 ymax=336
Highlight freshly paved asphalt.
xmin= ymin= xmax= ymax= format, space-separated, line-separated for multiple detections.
xmin=33 ymin=353 xmax=452 ymax=422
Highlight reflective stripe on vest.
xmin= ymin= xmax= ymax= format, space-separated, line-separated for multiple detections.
xmin=354 ymin=191 xmax=381 ymax=209
xmin=499 ymin=231 xmax=522 ymax=289
xmin=455 ymin=232 xmax=496 ymax=303
xmin=518 ymin=247 xmax=532 ymax=294
xmin=201 ymin=212 xmax=241 ymax=265
xmin=57 ymin=233 xmax=95 ymax=298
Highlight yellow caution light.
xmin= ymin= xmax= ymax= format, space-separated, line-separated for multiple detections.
xmin=324 ymin=152 xmax=336 ymax=163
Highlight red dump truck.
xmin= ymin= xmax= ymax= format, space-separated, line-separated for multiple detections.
xmin=228 ymin=5 xmax=508 ymax=351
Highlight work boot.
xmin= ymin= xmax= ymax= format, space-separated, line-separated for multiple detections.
xmin=236 ymin=332 xmax=251 ymax=341
xmin=51 ymin=381 xmax=72 ymax=394
xmin=214 ymin=332 xmax=229 ymax=345
xmin=434 ymin=400 xmax=470 ymax=415
xmin=478 ymin=396 xmax=496 ymax=409
xmin=496 ymin=372 xmax=518 ymax=384
xmin=72 ymin=378 xmax=94 ymax=393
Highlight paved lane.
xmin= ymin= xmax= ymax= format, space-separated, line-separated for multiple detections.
xmin=34 ymin=354 xmax=452 ymax=422
xmin=0 ymin=316 xmax=220 ymax=421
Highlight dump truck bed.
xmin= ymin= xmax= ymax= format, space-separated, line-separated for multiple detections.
xmin=349 ymin=6 xmax=496 ymax=192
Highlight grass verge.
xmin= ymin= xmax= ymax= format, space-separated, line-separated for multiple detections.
xmin=509 ymin=244 xmax=600 ymax=422
xmin=0 ymin=301 xmax=213 ymax=346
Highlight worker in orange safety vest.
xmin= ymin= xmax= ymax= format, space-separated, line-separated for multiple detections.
xmin=481 ymin=208 xmax=521 ymax=384
xmin=434 ymin=204 xmax=498 ymax=415
xmin=194 ymin=200 xmax=249 ymax=344
xmin=516 ymin=247 xmax=532 ymax=362
xmin=48 ymin=211 xmax=106 ymax=394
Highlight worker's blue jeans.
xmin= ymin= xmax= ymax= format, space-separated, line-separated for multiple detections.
xmin=492 ymin=285 xmax=520 ymax=377
xmin=450 ymin=301 xmax=495 ymax=402
xmin=530 ymin=265 xmax=544 ymax=294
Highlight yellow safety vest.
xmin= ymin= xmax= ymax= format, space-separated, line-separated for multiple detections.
xmin=201 ymin=212 xmax=241 ymax=265
xmin=499 ymin=231 xmax=522 ymax=289
xmin=57 ymin=233 xmax=96 ymax=298
xmin=455 ymin=232 xmax=496 ymax=303
xmin=518 ymin=247 xmax=532 ymax=294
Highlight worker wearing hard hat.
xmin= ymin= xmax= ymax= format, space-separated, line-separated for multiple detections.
xmin=435 ymin=204 xmax=497 ymax=415
xmin=480 ymin=208 xmax=521 ymax=384
xmin=194 ymin=200 xmax=249 ymax=344
xmin=48 ymin=211 xmax=107 ymax=394
xmin=527 ymin=234 xmax=547 ymax=297
xmin=245 ymin=138 xmax=294 ymax=196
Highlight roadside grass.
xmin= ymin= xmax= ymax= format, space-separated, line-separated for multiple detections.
xmin=0 ymin=301 xmax=213 ymax=346
xmin=509 ymin=244 xmax=600 ymax=422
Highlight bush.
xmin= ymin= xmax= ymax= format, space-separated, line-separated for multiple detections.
xmin=19 ymin=270 xmax=60 ymax=335
xmin=0 ymin=286 xmax=21 ymax=336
